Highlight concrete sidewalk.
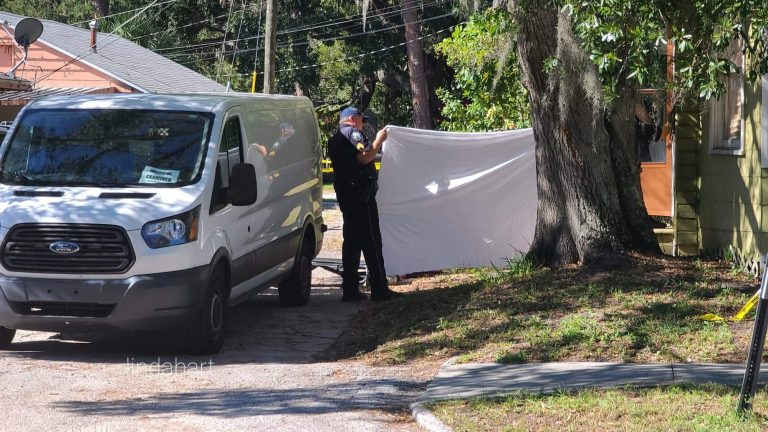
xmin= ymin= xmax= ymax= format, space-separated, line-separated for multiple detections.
xmin=419 ymin=362 xmax=759 ymax=402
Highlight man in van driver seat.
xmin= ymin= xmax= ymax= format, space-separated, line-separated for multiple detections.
xmin=328 ymin=107 xmax=402 ymax=302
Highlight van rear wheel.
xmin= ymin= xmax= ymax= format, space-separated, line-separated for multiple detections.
xmin=0 ymin=327 xmax=15 ymax=349
xmin=185 ymin=266 xmax=228 ymax=355
xmin=278 ymin=234 xmax=313 ymax=307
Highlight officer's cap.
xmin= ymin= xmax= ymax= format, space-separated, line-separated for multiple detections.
xmin=340 ymin=107 xmax=368 ymax=122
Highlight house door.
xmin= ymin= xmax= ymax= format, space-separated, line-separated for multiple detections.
xmin=637 ymin=92 xmax=673 ymax=217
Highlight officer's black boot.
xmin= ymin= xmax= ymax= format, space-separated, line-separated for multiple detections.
xmin=370 ymin=288 xmax=401 ymax=302
xmin=342 ymin=290 xmax=367 ymax=302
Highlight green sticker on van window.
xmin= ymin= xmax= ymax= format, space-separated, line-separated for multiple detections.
xmin=140 ymin=166 xmax=180 ymax=184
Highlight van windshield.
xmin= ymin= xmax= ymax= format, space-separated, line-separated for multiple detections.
xmin=0 ymin=109 xmax=213 ymax=187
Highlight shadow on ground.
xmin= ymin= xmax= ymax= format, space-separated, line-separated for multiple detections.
xmin=319 ymin=254 xmax=759 ymax=365
xmin=2 ymin=287 xmax=366 ymax=366
xmin=51 ymin=378 xmax=421 ymax=417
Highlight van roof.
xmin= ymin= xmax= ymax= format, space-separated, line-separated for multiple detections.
xmin=25 ymin=93 xmax=313 ymax=113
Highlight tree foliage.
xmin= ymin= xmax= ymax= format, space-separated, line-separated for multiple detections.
xmin=0 ymin=0 xmax=461 ymax=140
xmin=545 ymin=0 xmax=768 ymax=105
xmin=435 ymin=9 xmax=530 ymax=131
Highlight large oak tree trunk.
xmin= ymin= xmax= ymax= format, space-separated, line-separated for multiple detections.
xmin=401 ymin=0 xmax=432 ymax=129
xmin=514 ymin=5 xmax=658 ymax=268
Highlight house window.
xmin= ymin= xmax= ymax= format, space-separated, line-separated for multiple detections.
xmin=709 ymin=40 xmax=744 ymax=155
xmin=635 ymin=92 xmax=666 ymax=163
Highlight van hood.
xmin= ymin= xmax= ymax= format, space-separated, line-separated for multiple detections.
xmin=0 ymin=186 xmax=201 ymax=231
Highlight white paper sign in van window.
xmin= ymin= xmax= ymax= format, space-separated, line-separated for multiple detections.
xmin=140 ymin=166 xmax=180 ymax=184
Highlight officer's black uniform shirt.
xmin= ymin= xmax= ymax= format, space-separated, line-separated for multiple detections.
xmin=328 ymin=125 xmax=377 ymax=191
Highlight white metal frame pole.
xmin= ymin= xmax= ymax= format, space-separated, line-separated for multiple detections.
xmin=738 ymin=263 xmax=768 ymax=411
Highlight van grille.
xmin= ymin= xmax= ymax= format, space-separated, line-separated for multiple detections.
xmin=1 ymin=224 xmax=135 ymax=273
xmin=8 ymin=301 xmax=115 ymax=318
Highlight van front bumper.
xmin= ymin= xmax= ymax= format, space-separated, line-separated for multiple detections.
xmin=0 ymin=266 xmax=210 ymax=332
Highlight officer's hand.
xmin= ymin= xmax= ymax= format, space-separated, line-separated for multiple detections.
xmin=256 ymin=144 xmax=267 ymax=157
xmin=376 ymin=127 xmax=388 ymax=142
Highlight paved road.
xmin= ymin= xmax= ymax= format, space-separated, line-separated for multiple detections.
xmin=0 ymin=208 xmax=424 ymax=431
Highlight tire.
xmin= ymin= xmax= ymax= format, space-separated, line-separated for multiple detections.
xmin=185 ymin=266 xmax=228 ymax=355
xmin=0 ymin=327 xmax=14 ymax=349
xmin=278 ymin=233 xmax=313 ymax=307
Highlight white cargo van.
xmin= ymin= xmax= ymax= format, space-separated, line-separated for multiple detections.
xmin=0 ymin=93 xmax=324 ymax=354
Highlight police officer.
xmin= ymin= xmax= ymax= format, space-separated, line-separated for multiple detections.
xmin=328 ymin=107 xmax=402 ymax=302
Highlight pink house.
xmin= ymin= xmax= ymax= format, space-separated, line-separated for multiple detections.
xmin=0 ymin=11 xmax=225 ymax=120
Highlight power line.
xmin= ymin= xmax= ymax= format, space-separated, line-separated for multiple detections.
xmin=165 ymin=11 xmax=456 ymax=61
xmin=157 ymin=3 xmax=429 ymax=55
xmin=70 ymin=0 xmax=179 ymax=26
xmin=231 ymin=0 xmax=248 ymax=64
xmin=284 ymin=11 xmax=455 ymax=50
xmin=216 ymin=0 xmax=237 ymax=82
xmin=278 ymin=0 xmax=447 ymax=36
xmin=280 ymin=0 xmax=449 ymax=40
xmin=98 ymin=52 xmax=176 ymax=90
xmin=130 ymin=10 xmax=242 ymax=41
xmin=211 ymin=23 xmax=460 ymax=75
xmin=274 ymin=24 xmax=460 ymax=73
xmin=153 ymin=0 xmax=447 ymax=54
xmin=253 ymin=0 xmax=263 ymax=71
xmin=34 ymin=0 xmax=164 ymax=86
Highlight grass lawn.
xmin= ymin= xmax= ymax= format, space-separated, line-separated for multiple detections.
xmin=323 ymin=182 xmax=335 ymax=195
xmin=428 ymin=384 xmax=768 ymax=432
xmin=319 ymin=253 xmax=757 ymax=365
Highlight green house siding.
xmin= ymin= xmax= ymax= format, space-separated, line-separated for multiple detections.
xmin=673 ymin=104 xmax=700 ymax=256
xmin=694 ymin=78 xmax=764 ymax=271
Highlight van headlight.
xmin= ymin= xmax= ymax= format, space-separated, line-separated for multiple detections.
xmin=141 ymin=206 xmax=200 ymax=249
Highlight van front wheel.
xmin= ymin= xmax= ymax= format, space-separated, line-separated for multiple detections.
xmin=278 ymin=235 xmax=313 ymax=307
xmin=0 ymin=327 xmax=15 ymax=349
xmin=185 ymin=266 xmax=228 ymax=354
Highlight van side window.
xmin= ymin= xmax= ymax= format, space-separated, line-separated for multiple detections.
xmin=211 ymin=116 xmax=244 ymax=214
xmin=221 ymin=117 xmax=244 ymax=177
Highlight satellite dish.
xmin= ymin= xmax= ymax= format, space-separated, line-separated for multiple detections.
xmin=14 ymin=18 xmax=43 ymax=48
xmin=0 ymin=17 xmax=43 ymax=78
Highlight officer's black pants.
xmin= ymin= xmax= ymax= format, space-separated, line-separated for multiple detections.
xmin=338 ymin=194 xmax=388 ymax=294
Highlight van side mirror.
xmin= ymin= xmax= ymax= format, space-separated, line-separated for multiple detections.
xmin=229 ymin=163 xmax=257 ymax=206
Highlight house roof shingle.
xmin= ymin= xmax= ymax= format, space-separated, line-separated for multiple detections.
xmin=0 ymin=86 xmax=112 ymax=105
xmin=0 ymin=11 xmax=226 ymax=94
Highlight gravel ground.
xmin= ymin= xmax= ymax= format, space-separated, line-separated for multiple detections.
xmin=0 ymin=206 xmax=425 ymax=431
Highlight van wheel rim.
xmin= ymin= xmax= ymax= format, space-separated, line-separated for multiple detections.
xmin=210 ymin=293 xmax=224 ymax=333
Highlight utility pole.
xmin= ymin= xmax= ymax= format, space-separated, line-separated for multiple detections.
xmin=262 ymin=0 xmax=277 ymax=94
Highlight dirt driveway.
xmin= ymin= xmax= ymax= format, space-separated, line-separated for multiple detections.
xmin=0 ymin=208 xmax=425 ymax=431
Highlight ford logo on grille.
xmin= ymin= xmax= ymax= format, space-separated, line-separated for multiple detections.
xmin=49 ymin=241 xmax=80 ymax=254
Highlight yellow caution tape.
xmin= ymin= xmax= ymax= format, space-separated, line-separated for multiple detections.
xmin=733 ymin=292 xmax=760 ymax=321
xmin=698 ymin=313 xmax=727 ymax=322
xmin=698 ymin=291 xmax=760 ymax=322
xmin=321 ymin=159 xmax=381 ymax=174
xmin=322 ymin=159 xmax=333 ymax=174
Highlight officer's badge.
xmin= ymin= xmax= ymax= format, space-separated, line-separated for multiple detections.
xmin=355 ymin=143 xmax=365 ymax=151
xmin=351 ymin=131 xmax=363 ymax=142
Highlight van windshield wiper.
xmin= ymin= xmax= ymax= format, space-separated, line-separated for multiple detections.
xmin=0 ymin=171 xmax=35 ymax=185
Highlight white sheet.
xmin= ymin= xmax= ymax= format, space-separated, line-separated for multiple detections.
xmin=377 ymin=126 xmax=537 ymax=275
